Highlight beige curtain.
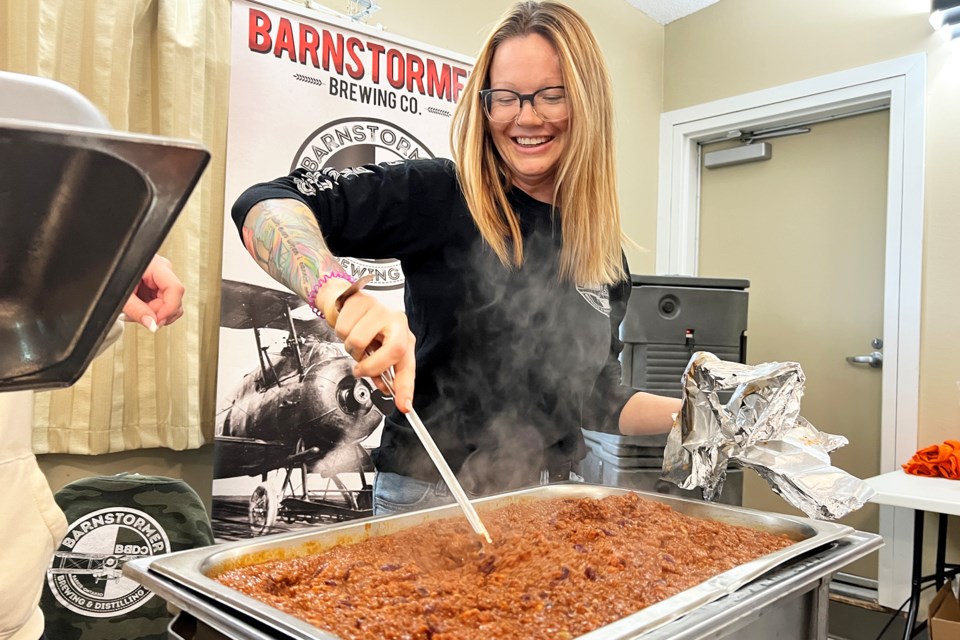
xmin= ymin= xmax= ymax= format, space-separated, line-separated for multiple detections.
xmin=0 ymin=0 xmax=230 ymax=453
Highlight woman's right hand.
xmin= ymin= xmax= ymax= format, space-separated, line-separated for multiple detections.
xmin=331 ymin=292 xmax=416 ymax=414
xmin=242 ymin=198 xmax=415 ymax=411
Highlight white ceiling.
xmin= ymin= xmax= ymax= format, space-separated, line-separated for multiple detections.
xmin=624 ymin=0 xmax=721 ymax=25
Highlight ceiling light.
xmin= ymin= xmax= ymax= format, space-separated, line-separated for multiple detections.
xmin=930 ymin=0 xmax=960 ymax=40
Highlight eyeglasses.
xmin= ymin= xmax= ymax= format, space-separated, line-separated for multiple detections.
xmin=479 ymin=85 xmax=568 ymax=123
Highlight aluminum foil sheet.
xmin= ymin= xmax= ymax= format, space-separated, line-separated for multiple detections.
xmin=662 ymin=352 xmax=877 ymax=520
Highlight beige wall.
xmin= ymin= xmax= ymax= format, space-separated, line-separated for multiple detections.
xmin=41 ymin=445 xmax=216 ymax=506
xmin=664 ymin=0 xmax=960 ymax=447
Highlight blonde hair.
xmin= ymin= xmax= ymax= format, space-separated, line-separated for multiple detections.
xmin=451 ymin=1 xmax=625 ymax=285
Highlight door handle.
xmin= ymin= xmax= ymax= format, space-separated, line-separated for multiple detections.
xmin=846 ymin=351 xmax=883 ymax=368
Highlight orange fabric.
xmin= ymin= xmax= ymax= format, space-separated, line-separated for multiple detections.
xmin=902 ymin=440 xmax=960 ymax=479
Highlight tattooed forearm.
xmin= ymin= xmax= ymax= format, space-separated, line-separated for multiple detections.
xmin=242 ymin=199 xmax=344 ymax=302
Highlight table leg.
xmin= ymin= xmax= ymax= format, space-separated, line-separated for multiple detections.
xmin=902 ymin=509 xmax=924 ymax=640
xmin=936 ymin=513 xmax=947 ymax=590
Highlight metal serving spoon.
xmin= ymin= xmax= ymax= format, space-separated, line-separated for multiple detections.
xmin=335 ymin=275 xmax=493 ymax=544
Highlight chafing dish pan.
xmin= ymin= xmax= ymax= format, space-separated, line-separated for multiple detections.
xmin=0 ymin=118 xmax=208 ymax=390
xmin=125 ymin=484 xmax=864 ymax=639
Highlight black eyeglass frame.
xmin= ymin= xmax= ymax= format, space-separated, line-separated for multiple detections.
xmin=478 ymin=85 xmax=568 ymax=122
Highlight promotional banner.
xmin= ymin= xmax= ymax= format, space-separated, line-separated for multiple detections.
xmin=214 ymin=0 xmax=473 ymax=540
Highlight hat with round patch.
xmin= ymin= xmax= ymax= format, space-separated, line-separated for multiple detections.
xmin=41 ymin=473 xmax=213 ymax=640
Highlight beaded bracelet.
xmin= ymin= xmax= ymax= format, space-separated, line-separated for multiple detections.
xmin=308 ymin=271 xmax=356 ymax=319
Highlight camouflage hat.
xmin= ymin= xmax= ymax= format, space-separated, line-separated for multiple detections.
xmin=41 ymin=473 xmax=214 ymax=640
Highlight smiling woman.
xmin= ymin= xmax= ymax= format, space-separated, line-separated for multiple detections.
xmin=483 ymin=34 xmax=570 ymax=203
xmin=231 ymin=0 xmax=681 ymax=519
xmin=452 ymin=1 xmax=624 ymax=285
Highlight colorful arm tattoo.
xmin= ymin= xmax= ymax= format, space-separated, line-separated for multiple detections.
xmin=242 ymin=199 xmax=344 ymax=302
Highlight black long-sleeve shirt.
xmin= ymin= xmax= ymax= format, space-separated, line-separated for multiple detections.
xmin=232 ymin=158 xmax=635 ymax=494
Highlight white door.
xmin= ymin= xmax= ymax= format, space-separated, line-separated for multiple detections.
xmin=697 ymin=111 xmax=889 ymax=579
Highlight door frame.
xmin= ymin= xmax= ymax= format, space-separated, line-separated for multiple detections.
xmin=656 ymin=53 xmax=925 ymax=609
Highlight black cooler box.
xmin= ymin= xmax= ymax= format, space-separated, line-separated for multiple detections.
xmin=580 ymin=275 xmax=749 ymax=505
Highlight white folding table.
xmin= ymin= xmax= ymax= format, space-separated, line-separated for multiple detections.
xmin=864 ymin=470 xmax=960 ymax=640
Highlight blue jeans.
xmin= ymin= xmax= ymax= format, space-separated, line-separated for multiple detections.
xmin=372 ymin=468 xmax=581 ymax=516
xmin=372 ymin=472 xmax=458 ymax=516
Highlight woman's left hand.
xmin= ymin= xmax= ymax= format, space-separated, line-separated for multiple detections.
xmin=121 ymin=255 xmax=185 ymax=331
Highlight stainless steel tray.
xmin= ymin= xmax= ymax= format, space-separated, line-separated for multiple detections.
xmin=0 ymin=119 xmax=208 ymax=390
xmin=125 ymin=484 xmax=855 ymax=639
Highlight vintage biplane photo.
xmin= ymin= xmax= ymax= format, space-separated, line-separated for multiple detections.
xmin=211 ymin=279 xmax=394 ymax=540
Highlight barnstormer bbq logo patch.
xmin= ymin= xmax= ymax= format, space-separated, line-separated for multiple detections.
xmin=291 ymin=117 xmax=436 ymax=291
xmin=47 ymin=507 xmax=170 ymax=616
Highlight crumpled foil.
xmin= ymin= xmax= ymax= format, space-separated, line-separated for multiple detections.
xmin=662 ymin=351 xmax=877 ymax=520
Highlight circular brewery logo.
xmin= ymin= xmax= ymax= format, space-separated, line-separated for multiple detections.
xmin=291 ymin=117 xmax=436 ymax=291
xmin=47 ymin=507 xmax=170 ymax=617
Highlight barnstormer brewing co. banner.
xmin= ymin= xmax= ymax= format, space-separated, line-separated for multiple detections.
xmin=214 ymin=0 xmax=473 ymax=541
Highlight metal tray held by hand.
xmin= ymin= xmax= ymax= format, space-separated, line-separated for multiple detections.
xmin=0 ymin=118 xmax=209 ymax=390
